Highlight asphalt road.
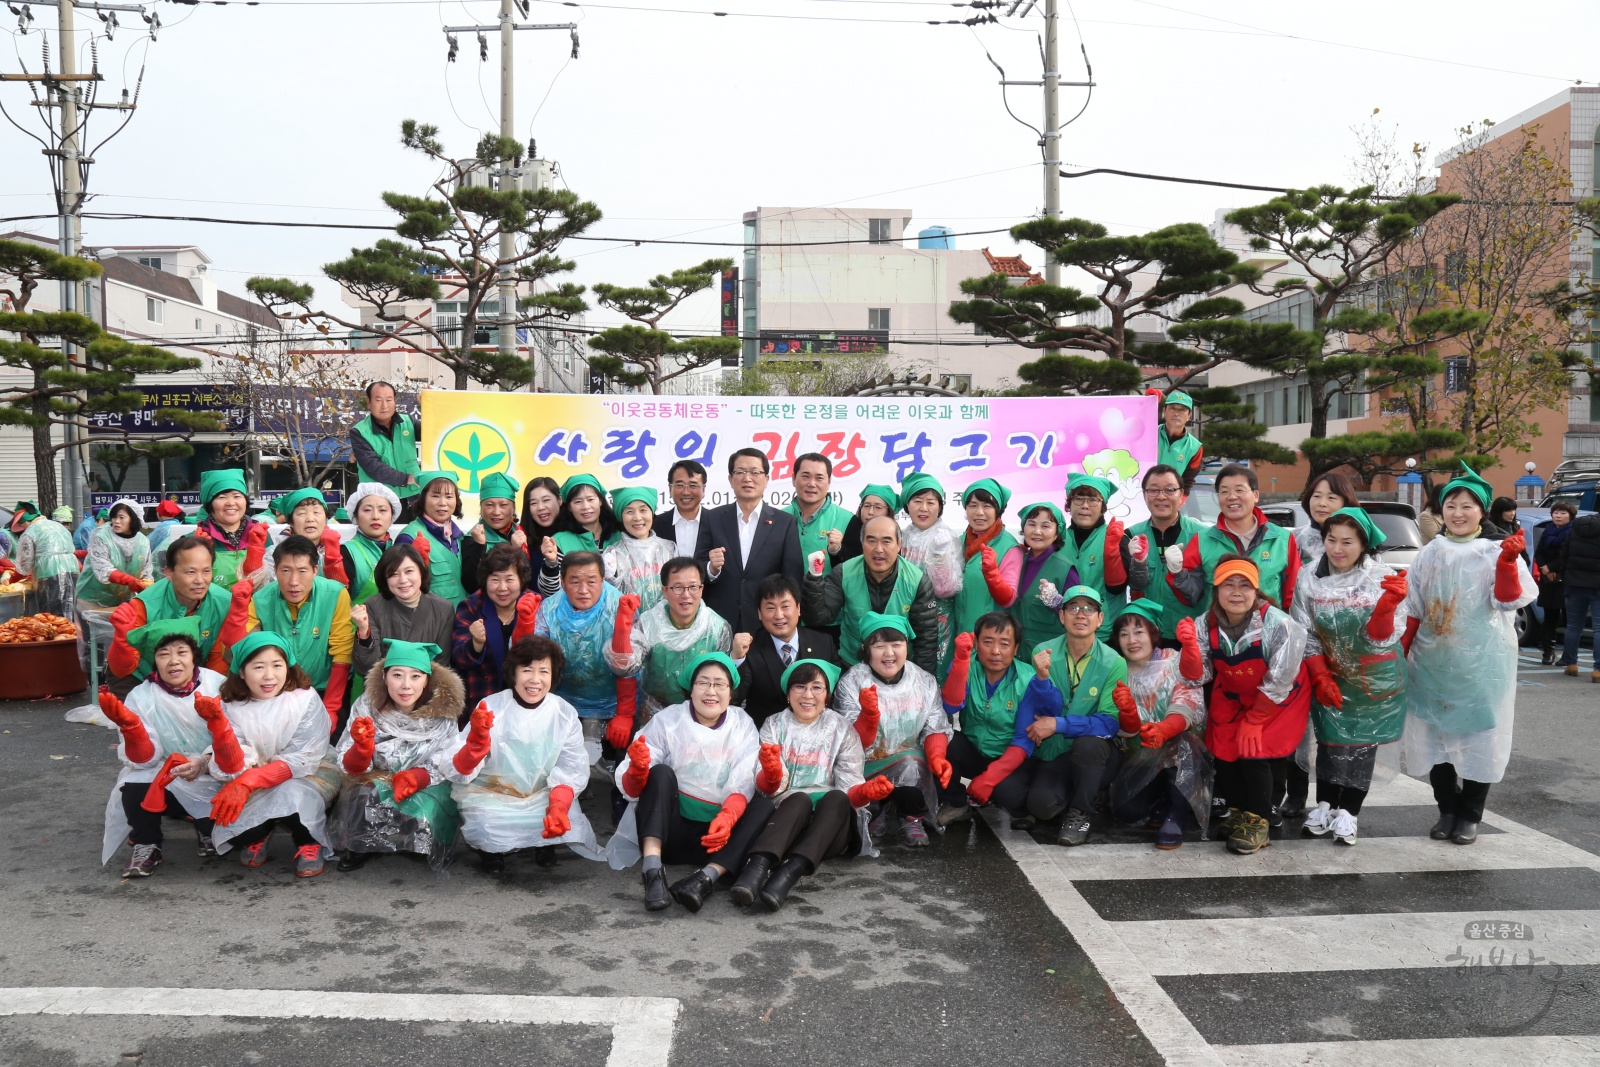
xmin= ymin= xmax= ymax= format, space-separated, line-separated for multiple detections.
xmin=1 ymin=647 xmax=1595 ymax=1066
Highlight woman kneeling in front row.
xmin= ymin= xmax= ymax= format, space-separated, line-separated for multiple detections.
xmin=729 ymin=658 xmax=893 ymax=911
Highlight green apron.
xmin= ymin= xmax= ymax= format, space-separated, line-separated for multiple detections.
xmin=130 ymin=580 xmax=231 ymax=681
xmin=1158 ymin=425 xmax=1202 ymax=475
xmin=958 ymin=662 xmax=1033 ymax=760
xmin=641 ymin=620 xmax=727 ymax=709
xmin=402 ymin=520 xmax=464 ymax=605
xmin=345 ymin=534 xmax=388 ymax=606
xmin=373 ymin=777 xmax=460 ymax=845
xmin=353 ymin=413 xmax=420 ymax=500
xmin=1127 ymin=515 xmax=1208 ymax=637
xmin=785 ymin=501 xmax=855 ymax=576
xmin=76 ymin=527 xmax=151 ymax=608
xmin=251 ymin=576 xmax=344 ymax=688
xmin=954 ymin=529 xmax=1019 ymax=637
xmin=1032 ymin=635 xmax=1127 ymax=762
xmin=1197 ymin=521 xmax=1295 ymax=608
xmin=837 ymin=556 xmax=925 ymax=666
xmin=1011 ymin=548 xmax=1076 ymax=652
xmin=1307 ymin=598 xmax=1407 ymax=745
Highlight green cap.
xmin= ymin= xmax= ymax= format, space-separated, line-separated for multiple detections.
xmin=860 ymin=484 xmax=898 ymax=511
xmin=199 ymin=469 xmax=249 ymax=506
xmin=962 ymin=477 xmax=1013 ymax=511
xmin=333 ymin=508 xmax=350 ymax=523
xmin=417 ymin=471 xmax=460 ymax=493
xmin=1018 ymin=501 xmax=1065 ymax=534
xmin=382 ymin=638 xmax=441 ymax=674
xmin=677 ymin=650 xmax=741 ymax=692
xmin=560 ymin=473 xmax=605 ymax=503
xmin=1112 ymin=598 xmax=1164 ymax=631
xmin=128 ymin=615 xmax=204 ymax=660
xmin=610 ymin=486 xmax=658 ymax=515
xmin=1066 ymin=471 xmax=1117 ymax=505
xmin=271 ymin=487 xmax=328 ymax=520
xmin=1328 ymin=505 xmax=1387 ymax=547
xmin=897 ymin=472 xmax=945 ymax=512
xmin=1163 ymin=390 xmax=1194 ymax=410
xmin=229 ymin=630 xmax=297 ymax=669
xmin=781 ymin=657 xmax=842 ymax=694
xmin=860 ymin=611 xmax=914 ymax=641
xmin=1441 ymin=460 xmax=1493 ymax=511
xmin=478 ymin=472 xmax=520 ymax=503
xmin=1060 ymin=584 xmax=1104 ymax=609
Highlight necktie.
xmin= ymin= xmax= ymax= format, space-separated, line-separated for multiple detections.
xmin=780 ymin=642 xmax=794 ymax=666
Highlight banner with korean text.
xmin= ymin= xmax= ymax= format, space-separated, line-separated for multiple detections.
xmin=419 ymin=392 xmax=1160 ymax=528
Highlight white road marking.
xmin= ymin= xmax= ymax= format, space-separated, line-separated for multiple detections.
xmin=1212 ymin=1035 xmax=1600 ymax=1067
xmin=0 ymin=987 xmax=681 ymax=1067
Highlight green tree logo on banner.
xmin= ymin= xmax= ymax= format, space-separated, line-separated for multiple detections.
xmin=438 ymin=422 xmax=511 ymax=492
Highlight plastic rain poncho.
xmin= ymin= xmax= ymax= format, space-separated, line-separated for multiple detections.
xmin=606 ymin=699 xmax=760 ymax=869
xmin=834 ymin=661 xmax=950 ymax=824
xmin=17 ymin=515 xmax=78 ymax=617
xmin=605 ymin=601 xmax=732 ymax=718
xmin=100 ymin=668 xmax=227 ymax=864
xmin=758 ymin=707 xmax=876 ymax=858
xmin=207 ymin=687 xmax=333 ymax=854
xmin=329 ymin=667 xmax=464 ymax=868
xmin=534 ymin=584 xmax=627 ymax=720
xmin=1190 ymin=603 xmax=1311 ymax=763
xmin=1110 ymin=649 xmax=1212 ymax=834
xmin=1293 ymin=523 xmax=1325 ymax=564
xmin=900 ymin=521 xmax=963 ymax=675
xmin=1402 ymin=534 xmax=1535 ymax=784
xmin=77 ymin=523 xmax=153 ymax=608
xmin=439 ymin=689 xmax=602 ymax=858
xmin=602 ymin=534 xmax=679 ymax=615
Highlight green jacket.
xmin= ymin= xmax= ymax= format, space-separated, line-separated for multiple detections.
xmin=954 ymin=529 xmax=1019 ymax=636
xmin=785 ymin=500 xmax=854 ymax=576
xmin=251 ymin=576 xmax=345 ymax=688
xmin=352 ymin=412 xmax=420 ymax=499
xmin=130 ymin=580 xmax=231 ymax=681
xmin=957 ymin=662 xmax=1033 ymax=760
xmin=1032 ymin=635 xmax=1126 ymax=762
xmin=1127 ymin=514 xmax=1208 ymax=637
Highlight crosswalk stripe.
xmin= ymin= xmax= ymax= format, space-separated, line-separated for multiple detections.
xmin=1211 ymin=1035 xmax=1600 ymax=1067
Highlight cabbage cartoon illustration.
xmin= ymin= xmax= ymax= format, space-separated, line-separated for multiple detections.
xmin=1072 ymin=447 xmax=1141 ymax=518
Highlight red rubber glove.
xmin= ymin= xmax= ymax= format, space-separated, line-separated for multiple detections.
xmin=612 ymin=593 xmax=640 ymax=653
xmin=1111 ymin=681 xmax=1141 ymax=735
xmin=1235 ymin=717 xmax=1264 ymax=759
xmin=139 ymin=752 xmax=191 ymax=813
xmin=847 ymin=774 xmax=894 ymax=807
xmin=924 ymin=732 xmax=953 ymax=789
xmin=1176 ymin=616 xmax=1204 ymax=680
xmin=1140 ymin=713 xmax=1188 ymax=749
xmin=542 ymin=783 xmax=574 ymax=839
xmin=854 ymin=685 xmax=881 ymax=748
xmin=620 ymin=734 xmax=651 ymax=798
xmin=979 ymin=544 xmax=1014 ymax=604
xmin=700 ymin=792 xmax=747 ymax=853
xmin=452 ymin=703 xmax=495 ymax=775
xmin=941 ymin=632 xmax=974 ymax=707
xmin=1495 ymin=531 xmax=1526 ymax=603
xmin=322 ymin=662 xmax=351 ymax=732
xmin=1144 ymin=387 xmax=1164 ymax=399
xmin=319 ymin=527 xmax=349 ymax=584
xmin=343 ymin=716 xmax=376 ymax=773
xmin=413 ymin=535 xmax=431 ymax=568
xmin=193 ymin=693 xmax=246 ymax=775
xmin=391 ymin=766 xmax=431 ymax=801
xmin=109 ymin=570 xmax=148 ymax=592
xmin=242 ymin=522 xmax=270 ymax=576
xmin=217 ymin=579 xmax=254 ymax=661
xmin=1129 ymin=534 xmax=1149 ymax=564
xmin=512 ymin=592 xmax=542 ymax=644
xmin=606 ymin=676 xmax=637 ymax=750
xmin=1401 ymin=615 xmax=1421 ymax=655
xmin=966 ymin=745 xmax=1026 ymax=804
xmin=1103 ymin=518 xmax=1127 ymax=586
xmin=209 ymin=760 xmax=292 ymax=825
xmin=1367 ymin=572 xmax=1408 ymax=641
xmin=1304 ymin=655 xmax=1344 ymax=710
xmin=755 ymin=742 xmax=785 ymax=794
xmin=100 ymin=686 xmax=155 ymax=764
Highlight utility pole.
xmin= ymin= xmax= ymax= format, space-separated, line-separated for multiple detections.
xmin=1041 ymin=0 xmax=1060 ymax=289
xmin=57 ymin=0 xmax=86 ymax=518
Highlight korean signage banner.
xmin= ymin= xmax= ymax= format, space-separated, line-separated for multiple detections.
xmin=420 ymin=392 xmax=1160 ymax=529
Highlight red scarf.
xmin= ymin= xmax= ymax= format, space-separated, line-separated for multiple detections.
xmin=963 ymin=522 xmax=1004 ymax=562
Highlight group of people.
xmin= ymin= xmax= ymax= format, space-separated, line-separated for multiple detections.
xmin=87 ymin=384 xmax=1537 ymax=916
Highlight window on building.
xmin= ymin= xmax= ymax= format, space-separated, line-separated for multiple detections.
xmin=138 ymin=257 xmax=161 ymax=271
xmin=868 ymin=218 xmax=891 ymax=245
xmin=1444 ymin=251 xmax=1468 ymax=289
xmin=194 ymin=318 xmax=202 ymax=331
xmin=868 ymin=308 xmax=891 ymax=331
xmin=215 ymin=324 xmax=222 ymax=335
xmin=948 ymin=374 xmax=972 ymax=393
xmin=1444 ymin=356 xmax=1469 ymax=393
xmin=146 ymin=297 xmax=163 ymax=323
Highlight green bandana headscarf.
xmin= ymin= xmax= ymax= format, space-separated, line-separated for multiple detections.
xmin=962 ymin=478 xmax=1012 ymax=511
xmin=1327 ymin=505 xmax=1387 ymax=548
xmin=1018 ymin=501 xmax=1066 ymax=535
xmin=95 ymin=508 xmax=109 ymax=521
xmin=610 ymin=486 xmax=658 ymax=516
xmin=13 ymin=501 xmax=40 ymax=522
xmin=477 ymin=472 xmax=519 ymax=503
xmin=271 ymin=487 xmax=328 ymax=520
xmin=381 ymin=638 xmax=441 ymax=674
xmin=333 ymin=508 xmax=350 ymax=523
xmin=417 ymin=470 xmax=460 ymax=493
xmin=560 ymin=473 xmax=606 ymax=503
xmin=198 ymin=469 xmax=249 ymax=507
xmin=128 ymin=615 xmax=204 ymax=660
xmin=897 ymin=472 xmax=945 ymax=513
xmin=860 ymin=484 xmax=898 ymax=511
xmin=1441 ymin=461 xmax=1493 ymax=511
xmin=1066 ymin=472 xmax=1116 ymax=506
xmin=677 ymin=650 xmax=741 ymax=692
xmin=860 ymin=611 xmax=914 ymax=641
xmin=780 ymin=657 xmax=842 ymax=694
xmin=1112 ymin=599 xmax=1164 ymax=631
xmin=229 ymin=630 xmax=297 ymax=669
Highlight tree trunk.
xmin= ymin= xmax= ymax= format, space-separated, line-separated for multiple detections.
xmin=32 ymin=415 xmax=58 ymax=514
xmin=1307 ymin=371 xmax=1329 ymax=440
xmin=453 ymin=359 xmax=470 ymax=391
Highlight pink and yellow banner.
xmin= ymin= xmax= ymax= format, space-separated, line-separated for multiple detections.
xmin=420 ymin=392 xmax=1160 ymax=527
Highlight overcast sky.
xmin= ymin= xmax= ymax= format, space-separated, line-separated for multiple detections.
xmin=1 ymin=0 xmax=1592 ymax=335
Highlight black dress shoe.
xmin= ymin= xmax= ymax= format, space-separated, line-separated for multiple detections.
xmin=728 ymin=854 xmax=773 ymax=906
xmin=1429 ymin=814 xmax=1457 ymax=840
xmin=642 ymin=867 xmax=671 ymax=911
xmin=759 ymin=856 xmax=811 ymax=911
xmin=1451 ymin=820 xmax=1480 ymax=845
xmin=533 ymin=846 xmax=557 ymax=868
xmin=669 ymin=869 xmax=716 ymax=913
xmin=479 ymin=851 xmax=506 ymax=875
xmin=336 ymin=850 xmax=369 ymax=872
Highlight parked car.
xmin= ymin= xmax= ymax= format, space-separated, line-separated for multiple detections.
xmin=1514 ymin=506 xmax=1595 ymax=648
xmin=1540 ymin=459 xmax=1600 ymax=513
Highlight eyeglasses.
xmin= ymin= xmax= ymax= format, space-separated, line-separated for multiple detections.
xmin=1062 ymin=603 xmax=1100 ymax=616
xmin=794 ymin=472 xmax=828 ymax=484
xmin=1144 ymin=487 xmax=1183 ymax=497
xmin=731 ymin=467 xmax=766 ymax=479
xmin=670 ymin=481 xmax=702 ymax=490
xmin=666 ymin=583 xmax=702 ymax=596
xmin=692 ymin=678 xmax=731 ymax=692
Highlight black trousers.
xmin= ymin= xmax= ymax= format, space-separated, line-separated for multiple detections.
xmin=1431 ymin=762 xmax=1492 ymax=822
xmin=119 ymin=783 xmax=213 ymax=846
xmin=1278 ymin=760 xmax=1310 ymax=809
xmin=635 ymin=765 xmax=774 ymax=870
xmin=232 ymin=813 xmax=317 ymax=849
xmin=1214 ymin=757 xmax=1280 ymax=819
xmin=750 ymin=791 xmax=856 ymax=869
xmin=939 ymin=733 xmax=1031 ymax=815
xmin=1026 ymin=736 xmax=1122 ymax=821
xmin=1109 ymin=769 xmax=1189 ymax=827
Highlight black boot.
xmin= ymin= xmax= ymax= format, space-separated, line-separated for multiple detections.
xmin=1429 ymin=814 xmax=1456 ymax=840
xmin=478 ymin=850 xmax=506 ymax=875
xmin=1451 ymin=820 xmax=1479 ymax=845
xmin=336 ymin=850 xmax=369 ymax=872
xmin=759 ymin=855 xmax=812 ymax=911
xmin=728 ymin=853 xmax=774 ymax=906
xmin=642 ymin=866 xmax=671 ymax=911
xmin=533 ymin=846 xmax=557 ymax=868
xmin=669 ymin=869 xmax=717 ymax=913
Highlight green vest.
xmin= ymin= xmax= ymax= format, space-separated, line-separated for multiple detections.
xmin=1011 ymin=549 xmax=1076 ymax=653
xmin=1059 ymin=524 xmax=1119 ymax=641
xmin=959 ymin=663 xmax=1033 ymax=760
xmin=1127 ymin=515 xmax=1208 ymax=637
xmin=345 ymin=534 xmax=388 ymax=606
xmin=1158 ymin=426 xmax=1202 ymax=474
xmin=131 ymin=580 xmax=231 ymax=681
xmin=76 ymin=528 xmax=152 ymax=607
xmin=1197 ymin=520 xmax=1295 ymax=608
xmin=837 ymin=556 xmax=925 ymax=667
xmin=353 ymin=413 xmax=420 ymax=499
xmin=251 ymin=576 xmax=344 ymax=688
xmin=954 ymin=529 xmax=1019 ymax=636
xmin=402 ymin=520 xmax=464 ymax=605
xmin=1032 ymin=635 xmax=1127 ymax=762
xmin=785 ymin=500 xmax=854 ymax=576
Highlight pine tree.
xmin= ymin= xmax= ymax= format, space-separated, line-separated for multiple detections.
xmin=587 ymin=259 xmax=741 ymax=393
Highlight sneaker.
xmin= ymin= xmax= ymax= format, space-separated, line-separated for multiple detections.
xmin=1540 ymin=648 xmax=1555 ymax=665
xmin=868 ymin=805 xmax=890 ymax=837
xmin=1227 ymin=811 xmax=1271 ymax=855
xmin=1009 ymin=814 xmax=1037 ymax=833
xmin=1330 ymin=808 xmax=1358 ymax=846
xmin=238 ymin=836 xmax=271 ymax=868
xmin=1215 ymin=806 xmax=1241 ymax=838
xmin=194 ymin=827 xmax=217 ymax=858
xmin=122 ymin=843 xmax=162 ymax=879
xmin=901 ymin=816 xmax=929 ymax=847
xmin=1057 ymin=809 xmax=1091 ymax=847
xmin=1266 ymin=804 xmax=1285 ymax=830
xmin=294 ymin=844 xmax=325 ymax=878
xmin=936 ymin=803 xmax=971 ymax=827
xmin=1302 ymin=801 xmax=1333 ymax=837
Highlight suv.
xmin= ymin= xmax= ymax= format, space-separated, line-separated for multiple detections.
xmin=1258 ymin=500 xmax=1424 ymax=572
xmin=1540 ymin=459 xmax=1600 ymax=512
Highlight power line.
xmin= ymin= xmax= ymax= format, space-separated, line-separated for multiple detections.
xmin=1060 ymin=166 xmax=1290 ymax=194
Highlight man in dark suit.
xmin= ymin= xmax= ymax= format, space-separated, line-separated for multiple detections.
xmin=695 ymin=446 xmax=803 ymax=633
xmin=733 ymin=574 xmax=839 ymax=728
xmin=652 ymin=459 xmax=707 ymax=557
